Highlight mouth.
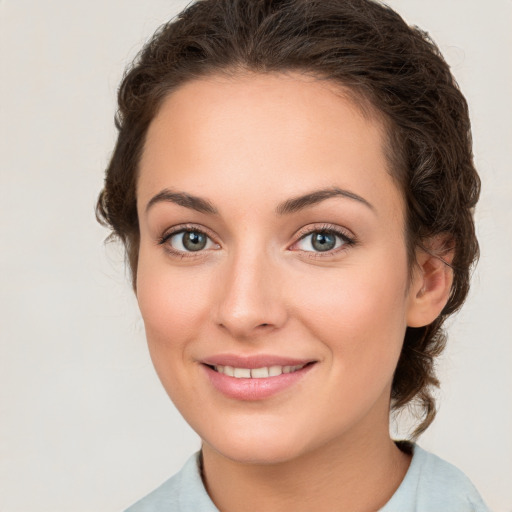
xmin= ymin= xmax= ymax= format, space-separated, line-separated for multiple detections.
xmin=206 ymin=362 xmax=312 ymax=379
xmin=201 ymin=358 xmax=317 ymax=400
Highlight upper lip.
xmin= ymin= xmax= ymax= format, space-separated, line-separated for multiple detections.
xmin=201 ymin=354 xmax=316 ymax=369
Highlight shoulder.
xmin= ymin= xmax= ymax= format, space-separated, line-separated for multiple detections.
xmin=123 ymin=452 xmax=218 ymax=512
xmin=381 ymin=444 xmax=491 ymax=512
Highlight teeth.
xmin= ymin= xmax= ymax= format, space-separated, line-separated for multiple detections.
xmin=214 ymin=364 xmax=306 ymax=378
xmin=251 ymin=367 xmax=269 ymax=378
xmin=268 ymin=365 xmax=282 ymax=377
xmin=233 ymin=368 xmax=251 ymax=378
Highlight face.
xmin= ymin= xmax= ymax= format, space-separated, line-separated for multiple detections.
xmin=136 ymin=72 xmax=420 ymax=465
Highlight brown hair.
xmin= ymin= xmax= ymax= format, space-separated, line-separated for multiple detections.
xmin=97 ymin=0 xmax=480 ymax=438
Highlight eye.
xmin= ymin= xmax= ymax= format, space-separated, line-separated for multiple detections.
xmin=294 ymin=228 xmax=354 ymax=253
xmin=160 ymin=228 xmax=218 ymax=254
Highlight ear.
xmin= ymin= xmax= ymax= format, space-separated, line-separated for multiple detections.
xmin=407 ymin=236 xmax=454 ymax=328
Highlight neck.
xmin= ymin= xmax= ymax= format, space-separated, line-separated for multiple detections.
xmin=201 ymin=426 xmax=411 ymax=512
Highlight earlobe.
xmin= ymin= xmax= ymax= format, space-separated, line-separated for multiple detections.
xmin=407 ymin=238 xmax=454 ymax=328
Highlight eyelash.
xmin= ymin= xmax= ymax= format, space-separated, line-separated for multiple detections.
xmin=157 ymin=223 xmax=357 ymax=259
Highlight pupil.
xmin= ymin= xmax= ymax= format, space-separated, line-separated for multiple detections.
xmin=183 ymin=231 xmax=207 ymax=251
xmin=312 ymin=232 xmax=336 ymax=252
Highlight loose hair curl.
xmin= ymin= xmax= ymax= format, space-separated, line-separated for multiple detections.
xmin=97 ymin=0 xmax=480 ymax=438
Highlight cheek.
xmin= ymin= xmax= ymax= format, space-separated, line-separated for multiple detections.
xmin=291 ymin=260 xmax=409 ymax=372
xmin=136 ymin=254 xmax=212 ymax=355
xmin=135 ymin=255 xmax=215 ymax=411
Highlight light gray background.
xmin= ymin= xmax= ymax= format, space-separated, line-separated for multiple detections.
xmin=1 ymin=1 xmax=510 ymax=510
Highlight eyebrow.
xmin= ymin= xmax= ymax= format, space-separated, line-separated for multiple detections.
xmin=275 ymin=186 xmax=375 ymax=215
xmin=145 ymin=186 xmax=374 ymax=216
xmin=145 ymin=189 xmax=219 ymax=215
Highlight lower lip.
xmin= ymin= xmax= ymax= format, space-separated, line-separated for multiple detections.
xmin=203 ymin=364 xmax=315 ymax=400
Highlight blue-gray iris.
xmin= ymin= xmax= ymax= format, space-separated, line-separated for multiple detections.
xmin=312 ymin=232 xmax=336 ymax=251
xmin=183 ymin=231 xmax=207 ymax=251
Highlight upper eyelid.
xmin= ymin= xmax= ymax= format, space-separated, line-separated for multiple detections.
xmin=160 ymin=223 xmax=217 ymax=243
xmin=294 ymin=223 xmax=355 ymax=241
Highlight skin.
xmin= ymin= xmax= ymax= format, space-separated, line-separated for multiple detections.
xmin=135 ymin=72 xmax=453 ymax=511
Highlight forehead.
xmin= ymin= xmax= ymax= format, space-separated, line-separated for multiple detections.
xmin=137 ymin=72 xmax=403 ymax=223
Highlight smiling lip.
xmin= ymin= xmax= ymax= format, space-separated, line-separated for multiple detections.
xmin=201 ymin=354 xmax=316 ymax=400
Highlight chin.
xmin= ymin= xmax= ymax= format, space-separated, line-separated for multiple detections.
xmin=212 ymin=441 xmax=304 ymax=466
xmin=202 ymin=424 xmax=310 ymax=466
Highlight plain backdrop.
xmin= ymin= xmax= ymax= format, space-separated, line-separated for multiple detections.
xmin=1 ymin=1 xmax=511 ymax=510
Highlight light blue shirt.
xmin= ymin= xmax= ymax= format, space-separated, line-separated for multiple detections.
xmin=125 ymin=444 xmax=490 ymax=511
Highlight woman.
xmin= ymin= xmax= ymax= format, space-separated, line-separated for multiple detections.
xmin=97 ymin=0 xmax=489 ymax=510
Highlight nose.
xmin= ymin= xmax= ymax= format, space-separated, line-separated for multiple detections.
xmin=212 ymin=248 xmax=288 ymax=340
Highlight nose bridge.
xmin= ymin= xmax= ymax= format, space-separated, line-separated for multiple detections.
xmin=214 ymin=240 xmax=286 ymax=338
